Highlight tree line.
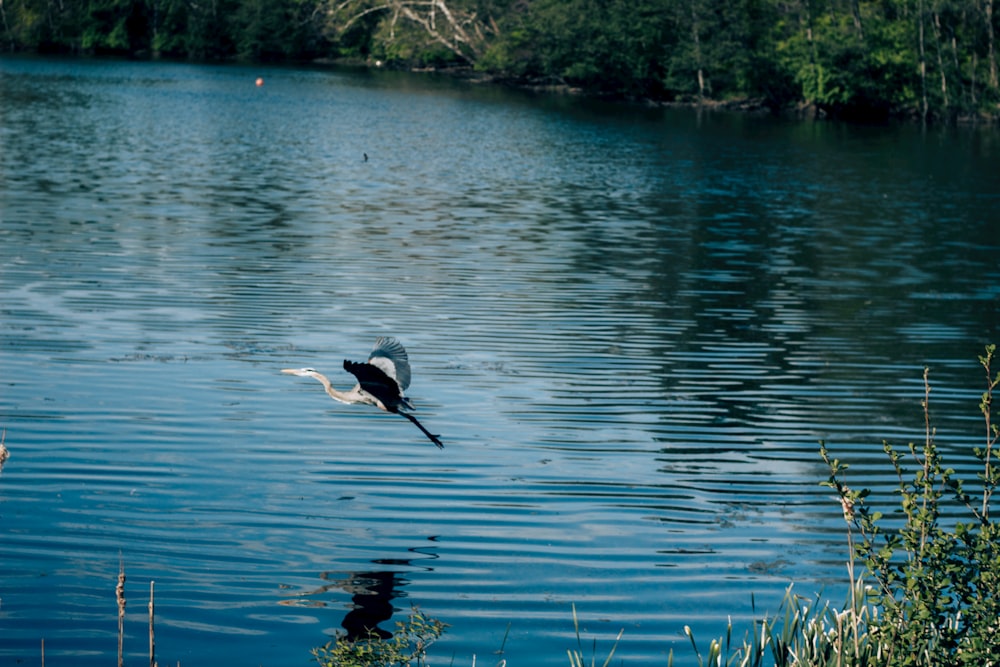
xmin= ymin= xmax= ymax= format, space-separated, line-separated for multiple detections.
xmin=2 ymin=0 xmax=997 ymax=121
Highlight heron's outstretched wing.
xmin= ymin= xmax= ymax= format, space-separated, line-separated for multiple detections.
xmin=343 ymin=360 xmax=403 ymax=409
xmin=367 ymin=336 xmax=412 ymax=391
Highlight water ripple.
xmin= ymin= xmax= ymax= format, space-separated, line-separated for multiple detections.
xmin=2 ymin=56 xmax=998 ymax=667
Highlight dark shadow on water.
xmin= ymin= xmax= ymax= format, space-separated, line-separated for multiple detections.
xmin=335 ymin=569 xmax=405 ymax=640
xmin=302 ymin=543 xmax=439 ymax=641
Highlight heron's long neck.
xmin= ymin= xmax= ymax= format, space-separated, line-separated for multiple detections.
xmin=313 ymin=373 xmax=363 ymax=404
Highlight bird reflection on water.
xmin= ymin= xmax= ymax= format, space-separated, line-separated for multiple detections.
xmin=335 ymin=570 xmax=403 ymax=641
xmin=282 ymin=542 xmax=440 ymax=642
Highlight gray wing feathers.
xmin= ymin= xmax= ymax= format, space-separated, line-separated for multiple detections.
xmin=368 ymin=336 xmax=412 ymax=390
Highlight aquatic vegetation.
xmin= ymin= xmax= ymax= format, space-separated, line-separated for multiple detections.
xmin=312 ymin=607 xmax=446 ymax=667
xmin=567 ymin=603 xmax=623 ymax=667
xmin=680 ymin=345 xmax=1000 ymax=666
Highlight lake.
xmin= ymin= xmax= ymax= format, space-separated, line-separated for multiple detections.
xmin=1 ymin=55 xmax=998 ymax=666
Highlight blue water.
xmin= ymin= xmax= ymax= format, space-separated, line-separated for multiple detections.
xmin=1 ymin=56 xmax=998 ymax=666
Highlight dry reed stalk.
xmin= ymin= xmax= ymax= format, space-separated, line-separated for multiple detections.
xmin=149 ymin=580 xmax=156 ymax=667
xmin=117 ymin=558 xmax=126 ymax=667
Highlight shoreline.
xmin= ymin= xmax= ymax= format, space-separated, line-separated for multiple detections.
xmin=318 ymin=57 xmax=1000 ymax=125
xmin=5 ymin=51 xmax=997 ymax=124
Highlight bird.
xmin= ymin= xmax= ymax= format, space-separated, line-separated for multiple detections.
xmin=282 ymin=337 xmax=443 ymax=448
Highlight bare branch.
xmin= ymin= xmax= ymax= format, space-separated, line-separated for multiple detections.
xmin=325 ymin=0 xmax=491 ymax=63
xmin=337 ymin=2 xmax=396 ymax=33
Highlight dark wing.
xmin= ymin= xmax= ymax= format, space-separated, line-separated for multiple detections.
xmin=368 ymin=337 xmax=411 ymax=391
xmin=343 ymin=360 xmax=404 ymax=411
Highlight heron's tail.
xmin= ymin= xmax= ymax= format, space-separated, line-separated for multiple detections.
xmin=401 ymin=411 xmax=444 ymax=448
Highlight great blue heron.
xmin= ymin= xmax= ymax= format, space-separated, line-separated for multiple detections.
xmin=282 ymin=337 xmax=443 ymax=448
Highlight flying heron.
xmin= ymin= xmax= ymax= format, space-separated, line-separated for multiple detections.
xmin=282 ymin=337 xmax=443 ymax=448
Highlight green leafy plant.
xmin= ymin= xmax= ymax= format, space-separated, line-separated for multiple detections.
xmin=313 ymin=607 xmax=446 ymax=667
xmin=819 ymin=345 xmax=1000 ymax=666
xmin=682 ymin=345 xmax=1000 ymax=666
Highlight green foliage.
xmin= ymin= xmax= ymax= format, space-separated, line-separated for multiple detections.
xmin=231 ymin=0 xmax=325 ymax=61
xmin=681 ymin=346 xmax=1000 ymax=666
xmin=312 ymin=607 xmax=446 ymax=667
xmin=496 ymin=0 xmax=673 ymax=98
xmin=367 ymin=17 xmax=463 ymax=69
xmin=80 ymin=0 xmax=144 ymax=53
xmin=1 ymin=0 xmax=998 ymax=118
xmin=818 ymin=348 xmax=1000 ymax=665
xmin=817 ymin=350 xmax=1000 ymax=665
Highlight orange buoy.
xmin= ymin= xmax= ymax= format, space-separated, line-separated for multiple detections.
xmin=255 ymin=77 xmax=264 ymax=87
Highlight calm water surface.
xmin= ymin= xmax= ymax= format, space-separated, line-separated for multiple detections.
xmin=1 ymin=57 xmax=999 ymax=666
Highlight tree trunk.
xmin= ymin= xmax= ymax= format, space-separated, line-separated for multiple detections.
xmin=987 ymin=0 xmax=998 ymax=89
xmin=802 ymin=0 xmax=818 ymax=107
xmin=850 ymin=0 xmax=864 ymax=41
xmin=691 ymin=3 xmax=705 ymax=101
xmin=918 ymin=0 xmax=928 ymax=122
xmin=971 ymin=51 xmax=978 ymax=104
xmin=0 ymin=0 xmax=15 ymax=52
xmin=949 ymin=29 xmax=965 ymax=107
xmin=932 ymin=11 xmax=948 ymax=110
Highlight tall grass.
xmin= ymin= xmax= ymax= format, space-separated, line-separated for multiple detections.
xmin=681 ymin=345 xmax=1000 ymax=666
xmin=566 ymin=603 xmax=623 ymax=667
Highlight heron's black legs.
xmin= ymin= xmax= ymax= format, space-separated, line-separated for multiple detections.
xmin=400 ymin=412 xmax=444 ymax=448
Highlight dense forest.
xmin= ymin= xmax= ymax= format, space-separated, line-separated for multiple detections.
xmin=1 ymin=0 xmax=998 ymax=121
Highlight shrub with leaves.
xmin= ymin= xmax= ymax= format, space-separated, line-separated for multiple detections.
xmin=820 ymin=344 xmax=1000 ymax=666
xmin=681 ymin=345 xmax=1000 ymax=667
xmin=313 ymin=607 xmax=446 ymax=667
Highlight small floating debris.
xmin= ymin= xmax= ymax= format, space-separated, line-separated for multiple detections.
xmin=255 ymin=77 xmax=264 ymax=87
